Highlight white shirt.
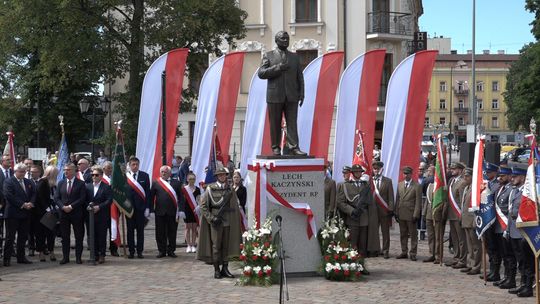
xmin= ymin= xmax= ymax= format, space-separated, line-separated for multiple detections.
xmin=93 ymin=182 xmax=101 ymax=196
xmin=66 ymin=178 xmax=75 ymax=192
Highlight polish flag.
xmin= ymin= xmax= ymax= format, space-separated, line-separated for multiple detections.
xmin=381 ymin=50 xmax=438 ymax=196
xmin=517 ymin=134 xmax=539 ymax=227
xmin=191 ymin=52 xmax=245 ymax=186
xmin=136 ymin=49 xmax=188 ymax=179
xmin=110 ymin=203 xmax=122 ymax=246
xmin=333 ymin=50 xmax=386 ymax=183
xmin=3 ymin=130 xmax=15 ymax=169
xmin=470 ymin=136 xmax=485 ymax=211
xmin=240 ymin=52 xmax=343 ymax=178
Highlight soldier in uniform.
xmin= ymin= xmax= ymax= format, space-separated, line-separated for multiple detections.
xmin=460 ymin=168 xmax=482 ymax=275
xmin=506 ymin=167 xmax=527 ymax=294
xmin=341 ymin=166 xmax=351 ymax=181
xmin=492 ymin=166 xmax=515 ymax=289
xmin=395 ymin=166 xmax=422 ymax=261
xmin=372 ymin=161 xmax=394 ymax=259
xmin=481 ymin=162 xmax=502 ymax=281
xmin=422 ymin=166 xmax=437 ymax=263
xmin=324 ymin=165 xmax=337 ymax=218
xmin=197 ymin=167 xmax=242 ymax=279
xmin=337 ymin=164 xmax=373 ymax=258
xmin=444 ymin=162 xmax=468 ymax=269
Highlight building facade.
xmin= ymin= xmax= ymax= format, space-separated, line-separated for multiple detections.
xmin=174 ymin=0 xmax=423 ymax=163
xmin=425 ymin=53 xmax=519 ymax=145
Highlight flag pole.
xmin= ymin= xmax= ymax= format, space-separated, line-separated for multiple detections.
xmin=121 ymin=212 xmax=128 ymax=257
xmin=439 ymin=223 xmax=444 ymax=266
xmin=535 ymin=255 xmax=539 ymax=304
xmin=482 ymin=238 xmax=487 ymax=285
xmin=161 ymin=71 xmax=167 ymax=166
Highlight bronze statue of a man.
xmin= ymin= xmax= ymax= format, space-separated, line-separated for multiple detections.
xmin=258 ymin=31 xmax=306 ymax=156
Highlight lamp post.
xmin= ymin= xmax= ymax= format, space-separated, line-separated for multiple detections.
xmin=449 ymin=60 xmax=467 ymax=165
xmin=79 ymin=96 xmax=111 ymax=164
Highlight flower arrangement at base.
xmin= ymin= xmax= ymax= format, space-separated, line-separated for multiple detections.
xmin=317 ymin=216 xmax=365 ymax=281
xmin=237 ymin=218 xmax=278 ymax=286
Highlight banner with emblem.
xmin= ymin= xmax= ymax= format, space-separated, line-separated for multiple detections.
xmin=111 ymin=121 xmax=133 ymax=218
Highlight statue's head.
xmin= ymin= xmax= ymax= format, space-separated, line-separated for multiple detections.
xmin=275 ymin=31 xmax=290 ymax=50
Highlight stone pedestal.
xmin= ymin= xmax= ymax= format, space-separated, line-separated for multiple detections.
xmin=246 ymin=157 xmax=325 ymax=275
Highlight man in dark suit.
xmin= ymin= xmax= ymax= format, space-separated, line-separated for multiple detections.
xmin=258 ymin=31 xmax=306 ymax=156
xmin=126 ymin=156 xmax=151 ymax=259
xmin=372 ymin=161 xmax=395 ymax=259
xmin=86 ymin=166 xmax=112 ymax=264
xmin=3 ymin=163 xmax=35 ymax=266
xmin=77 ymin=158 xmax=92 ymax=183
xmin=55 ymin=163 xmax=87 ymax=264
xmin=150 ymin=165 xmax=184 ymax=258
xmin=0 ymin=155 xmax=13 ymax=257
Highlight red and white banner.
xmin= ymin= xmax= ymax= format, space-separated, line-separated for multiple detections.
xmin=191 ymin=52 xmax=245 ymax=186
xmin=381 ymin=50 xmax=438 ymax=196
xmin=110 ymin=203 xmax=121 ymax=246
xmin=333 ymin=50 xmax=386 ymax=183
xmin=470 ymin=136 xmax=485 ymax=211
xmin=181 ymin=185 xmax=200 ymax=224
xmin=297 ymin=52 xmax=344 ymax=159
xmin=136 ymin=49 xmax=188 ymax=179
xmin=517 ymin=134 xmax=539 ymax=227
xmin=247 ymin=159 xmax=323 ymax=239
xmin=3 ymin=131 xmax=15 ymax=169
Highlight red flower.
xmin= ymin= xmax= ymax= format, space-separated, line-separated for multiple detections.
xmin=253 ymin=242 xmax=259 ymax=247
xmin=262 ymin=255 xmax=269 ymax=261
xmin=344 ymin=270 xmax=350 ymax=276
xmin=264 ymin=242 xmax=270 ymax=248
xmin=324 ymin=255 xmax=330 ymax=262
xmin=252 ymin=255 xmax=258 ymax=261
xmin=333 ymin=254 xmax=339 ymax=260
xmin=239 ymin=255 xmax=246 ymax=261
xmin=341 ymin=255 xmax=347 ymax=261
xmin=333 ymin=269 xmax=340 ymax=274
xmin=244 ymin=270 xmax=252 ymax=276
xmin=355 ymin=271 xmax=361 ymax=277
xmin=239 ymin=244 xmax=244 ymax=250
xmin=266 ymin=269 xmax=272 ymax=276
xmin=257 ymin=271 xmax=263 ymax=278
xmin=351 ymin=255 xmax=358 ymax=261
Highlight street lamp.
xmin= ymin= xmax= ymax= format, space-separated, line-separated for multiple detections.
xmin=449 ymin=59 xmax=467 ymax=164
xmin=79 ymin=96 xmax=111 ymax=163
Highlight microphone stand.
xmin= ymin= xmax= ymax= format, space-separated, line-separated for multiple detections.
xmin=276 ymin=216 xmax=289 ymax=303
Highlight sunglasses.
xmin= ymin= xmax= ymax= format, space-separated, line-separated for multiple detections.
xmin=91 ymin=174 xmax=101 ymax=177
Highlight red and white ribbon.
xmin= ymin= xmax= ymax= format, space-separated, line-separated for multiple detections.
xmin=181 ymin=185 xmax=199 ymax=224
xmin=127 ymin=172 xmax=146 ymax=201
xmin=156 ymin=178 xmax=178 ymax=209
xmin=372 ymin=179 xmax=390 ymax=212
xmin=495 ymin=201 xmax=508 ymax=231
xmin=102 ymin=175 xmax=111 ymax=185
xmin=77 ymin=171 xmax=85 ymax=181
xmin=248 ymin=159 xmax=322 ymax=239
xmin=448 ymin=179 xmax=462 ymax=218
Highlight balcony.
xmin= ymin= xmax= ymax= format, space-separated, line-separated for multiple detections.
xmin=367 ymin=12 xmax=414 ymax=41
xmin=453 ymin=107 xmax=469 ymax=114
xmin=453 ymin=88 xmax=469 ymax=96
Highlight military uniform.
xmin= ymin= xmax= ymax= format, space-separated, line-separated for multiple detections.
xmin=482 ymin=162 xmax=502 ymax=281
xmin=197 ymin=174 xmax=242 ymax=279
xmin=324 ymin=176 xmax=337 ymax=217
xmin=461 ymin=178 xmax=482 ymax=275
xmin=395 ymin=167 xmax=422 ymax=260
xmin=372 ymin=163 xmax=394 ymax=258
xmin=493 ymin=167 xmax=515 ymax=288
xmin=445 ymin=169 xmax=468 ymax=268
xmin=423 ymin=183 xmax=437 ymax=262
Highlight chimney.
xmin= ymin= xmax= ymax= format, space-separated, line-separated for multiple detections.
xmin=497 ymin=50 xmax=505 ymax=54
xmin=450 ymin=50 xmax=457 ymax=54
xmin=467 ymin=50 xmax=472 ymax=54
xmin=483 ymin=50 xmax=490 ymax=55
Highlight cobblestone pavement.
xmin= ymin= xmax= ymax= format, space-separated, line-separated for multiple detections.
xmin=0 ymin=221 xmax=534 ymax=304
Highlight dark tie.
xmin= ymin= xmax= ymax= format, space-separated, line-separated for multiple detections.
xmin=5 ymin=169 xmax=9 ymax=178
xmin=67 ymin=180 xmax=72 ymax=194
xmin=133 ymin=172 xmax=137 ymax=180
xmin=19 ymin=179 xmax=26 ymax=194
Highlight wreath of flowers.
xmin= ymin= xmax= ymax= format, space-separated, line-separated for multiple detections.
xmin=237 ymin=218 xmax=277 ymax=286
xmin=317 ymin=216 xmax=365 ymax=281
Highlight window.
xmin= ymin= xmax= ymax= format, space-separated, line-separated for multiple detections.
xmin=458 ymin=117 xmax=465 ymax=126
xmin=439 ymin=81 xmax=447 ymax=92
xmin=379 ymin=53 xmax=393 ymax=105
xmin=477 ymin=99 xmax=483 ymax=110
xmin=492 ymin=99 xmax=499 ymax=109
xmin=478 ymin=116 xmax=483 ymax=126
xmin=296 ymin=0 xmax=317 ymax=22
xmin=296 ymin=50 xmax=318 ymax=72
xmin=491 ymin=116 xmax=499 ymax=128
xmin=439 ymin=99 xmax=446 ymax=109
xmin=476 ymin=81 xmax=484 ymax=92
xmin=426 ymin=100 xmax=430 ymax=110
xmin=458 ymin=100 xmax=464 ymax=109
xmin=439 ymin=116 xmax=446 ymax=125
xmin=492 ymin=81 xmax=499 ymax=92
xmin=424 ymin=117 xmax=430 ymax=127
xmin=457 ymin=81 xmax=465 ymax=92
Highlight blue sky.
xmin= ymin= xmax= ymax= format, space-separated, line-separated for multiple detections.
xmin=419 ymin=0 xmax=535 ymax=54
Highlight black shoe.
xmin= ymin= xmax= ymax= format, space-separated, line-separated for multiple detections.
xmin=517 ymin=286 xmax=533 ymax=297
xmin=423 ymin=256 xmax=435 ymax=263
xmin=396 ymin=253 xmax=408 ymax=259
xmin=76 ymin=258 xmax=82 ymax=264
xmin=220 ymin=264 xmax=235 ymax=278
xmin=508 ymin=285 xmax=524 ymax=294
xmin=272 ymin=148 xmax=281 ymax=156
xmin=59 ymin=259 xmax=69 ymax=265
xmin=486 ymin=273 xmax=500 ymax=282
xmin=128 ymin=254 xmax=135 ymax=259
xmin=383 ymin=253 xmax=390 ymax=259
xmin=137 ymin=253 xmax=144 ymax=259
xmin=156 ymin=252 xmax=166 ymax=258
xmin=499 ymin=279 xmax=516 ymax=289
xmin=168 ymin=252 xmax=177 ymax=258
xmin=214 ymin=262 xmax=222 ymax=279
xmin=3 ymin=259 xmax=10 ymax=267
xmin=410 ymin=256 xmax=417 ymax=261
xmin=17 ymin=258 xmax=32 ymax=264
xmin=110 ymin=251 xmax=120 ymax=257
xmin=291 ymin=148 xmax=307 ymax=156
xmin=494 ymin=277 xmax=508 ymax=287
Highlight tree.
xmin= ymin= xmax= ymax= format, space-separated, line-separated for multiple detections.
xmin=0 ymin=0 xmax=247 ymax=153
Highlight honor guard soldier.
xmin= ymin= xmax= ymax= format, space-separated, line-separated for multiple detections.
xmin=372 ymin=161 xmax=394 ymax=259
xmin=395 ymin=166 xmax=422 ymax=261
xmin=337 ymin=164 xmax=373 ymax=258
xmin=197 ymin=167 xmax=242 ymax=279
xmin=324 ymin=163 xmax=337 ymax=218
xmin=460 ymin=168 xmax=482 ymax=275
xmin=481 ymin=162 xmax=502 ymax=281
xmin=422 ymin=166 xmax=437 ymax=263
xmin=444 ymin=162 xmax=468 ymax=269
xmin=493 ymin=166 xmax=514 ymax=289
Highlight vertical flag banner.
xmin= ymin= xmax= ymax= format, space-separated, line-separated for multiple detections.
xmin=381 ymin=50 xmax=438 ymax=196
xmin=470 ymin=136 xmax=485 ymax=211
xmin=136 ymin=48 xmax=188 ymax=179
xmin=432 ymin=134 xmax=447 ymax=213
xmin=112 ymin=122 xmax=134 ymax=218
xmin=3 ymin=130 xmax=15 ymax=168
xmin=191 ymin=52 xmax=245 ymax=186
xmin=56 ymin=132 xmax=69 ymax=182
xmin=517 ymin=134 xmax=539 ymax=227
xmin=333 ymin=50 xmax=386 ymax=183
xmin=297 ymin=51 xmax=344 ymax=160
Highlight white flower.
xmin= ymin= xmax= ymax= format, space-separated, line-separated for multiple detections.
xmin=344 ymin=229 xmax=350 ymax=239
xmin=325 ymin=263 xmax=333 ymax=272
xmin=244 ymin=266 xmax=252 ymax=272
xmin=263 ymin=265 xmax=272 ymax=272
xmin=321 ymin=229 xmax=329 ymax=239
xmin=242 ymin=231 xmax=250 ymax=238
xmin=349 ymin=263 xmax=357 ymax=270
xmin=333 ymin=263 xmax=341 ymax=270
xmin=253 ymin=266 xmax=262 ymax=273
xmin=334 ymin=245 xmax=343 ymax=253
xmin=358 ymin=264 xmax=364 ymax=271
xmin=342 ymin=263 xmax=350 ymax=271
xmin=347 ymin=249 xmax=358 ymax=259
xmin=259 ymin=227 xmax=271 ymax=235
xmin=252 ymin=247 xmax=263 ymax=256
xmin=330 ymin=226 xmax=339 ymax=234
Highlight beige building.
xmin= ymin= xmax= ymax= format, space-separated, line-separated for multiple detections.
xmin=425 ymin=52 xmax=520 ymax=145
xmin=174 ymin=0 xmax=423 ymax=163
